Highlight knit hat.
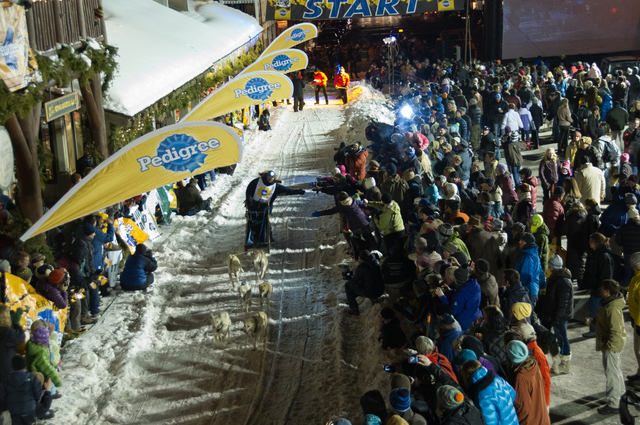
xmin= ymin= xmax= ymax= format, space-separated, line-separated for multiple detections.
xmin=82 ymin=222 xmax=96 ymax=236
xmin=561 ymin=161 xmax=571 ymax=174
xmin=439 ymin=313 xmax=455 ymax=325
xmin=496 ymin=163 xmax=508 ymax=174
xmin=631 ymin=252 xmax=640 ymax=269
xmin=11 ymin=355 xmax=27 ymax=371
xmin=454 ymin=267 xmax=470 ymax=285
xmin=452 ymin=251 xmax=469 ymax=268
xmin=453 ymin=348 xmax=477 ymax=365
xmin=391 ymin=374 xmax=412 ymax=390
xmin=403 ymin=170 xmax=416 ymax=181
xmin=530 ymin=214 xmax=543 ymax=233
xmin=505 ymin=126 xmax=512 ymax=134
xmin=332 ymin=419 xmax=352 ymax=425
xmin=387 ymin=416 xmax=410 ymax=425
xmin=630 ymin=208 xmax=640 ymax=220
xmin=369 ymin=160 xmax=380 ymax=170
xmin=438 ymin=223 xmax=454 ymax=236
xmin=506 ymin=340 xmax=529 ymax=364
xmin=519 ymin=323 xmax=537 ymax=342
xmin=389 ymin=388 xmax=412 ymax=413
xmin=476 ymin=259 xmax=490 ymax=274
xmin=405 ymin=147 xmax=416 ymax=157
xmin=0 ymin=260 xmax=9 ymax=273
xmin=549 ymin=254 xmax=563 ymax=269
xmin=362 ymin=415 xmax=382 ymax=425
xmin=380 ymin=307 xmax=395 ymax=320
xmin=428 ymin=252 xmax=442 ymax=265
xmin=511 ymin=302 xmax=532 ymax=321
xmin=387 ymin=163 xmax=397 ymax=175
xmin=444 ymin=242 xmax=459 ymax=254
xmin=521 ymin=233 xmax=536 ymax=249
xmin=625 ymin=193 xmax=637 ymax=205
xmin=437 ymin=385 xmax=465 ymax=410
xmin=382 ymin=193 xmax=393 ymax=204
xmin=32 ymin=326 xmax=50 ymax=346
xmin=35 ymin=264 xmax=54 ymax=280
xmin=48 ymin=269 xmax=65 ymax=285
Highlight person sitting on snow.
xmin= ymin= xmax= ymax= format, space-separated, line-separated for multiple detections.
xmin=119 ymin=244 xmax=157 ymax=291
xmin=175 ymin=179 xmax=212 ymax=216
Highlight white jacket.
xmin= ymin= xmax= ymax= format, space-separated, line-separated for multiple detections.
xmin=575 ymin=163 xmax=606 ymax=205
xmin=501 ymin=110 xmax=523 ymax=131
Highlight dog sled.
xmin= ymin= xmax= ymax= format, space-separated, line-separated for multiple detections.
xmin=245 ymin=208 xmax=271 ymax=253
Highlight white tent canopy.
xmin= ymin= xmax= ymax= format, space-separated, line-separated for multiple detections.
xmin=103 ymin=0 xmax=262 ymax=117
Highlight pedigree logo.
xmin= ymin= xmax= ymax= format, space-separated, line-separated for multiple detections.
xmin=264 ymin=54 xmax=299 ymax=72
xmin=234 ymin=77 xmax=281 ymax=101
xmin=137 ymin=134 xmax=220 ymax=173
xmin=285 ymin=28 xmax=309 ymax=42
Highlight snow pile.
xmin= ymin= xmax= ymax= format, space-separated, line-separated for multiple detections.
xmin=331 ymin=81 xmax=394 ymax=145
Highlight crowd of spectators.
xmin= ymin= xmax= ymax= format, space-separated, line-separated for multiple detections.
xmin=313 ymin=54 xmax=640 ymax=424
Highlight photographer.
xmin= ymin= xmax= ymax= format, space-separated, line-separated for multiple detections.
xmin=120 ymin=244 xmax=157 ymax=291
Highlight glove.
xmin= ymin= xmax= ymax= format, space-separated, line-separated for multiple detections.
xmin=295 ymin=189 xmax=305 ymax=195
xmin=10 ymin=308 xmax=23 ymax=326
xmin=311 ymin=211 xmax=320 ymax=217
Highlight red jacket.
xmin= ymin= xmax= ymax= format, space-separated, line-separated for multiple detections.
xmin=335 ymin=72 xmax=350 ymax=89
xmin=313 ymin=71 xmax=327 ymax=87
xmin=345 ymin=150 xmax=368 ymax=180
xmin=427 ymin=352 xmax=459 ymax=384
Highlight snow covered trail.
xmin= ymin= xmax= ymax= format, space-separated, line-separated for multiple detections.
xmin=53 ymin=86 xmax=398 ymax=425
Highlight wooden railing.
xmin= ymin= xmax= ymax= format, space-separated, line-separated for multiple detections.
xmin=27 ymin=0 xmax=106 ymax=54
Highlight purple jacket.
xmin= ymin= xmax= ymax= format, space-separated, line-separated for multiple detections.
xmin=318 ymin=200 xmax=370 ymax=230
xmin=35 ymin=278 xmax=68 ymax=310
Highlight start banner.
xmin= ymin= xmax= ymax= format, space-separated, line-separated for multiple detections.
xmin=266 ymin=0 xmax=463 ymax=20
xmin=21 ymin=122 xmax=242 ymax=241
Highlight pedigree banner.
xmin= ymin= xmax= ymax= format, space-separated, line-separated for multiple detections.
xmin=0 ymin=3 xmax=42 ymax=91
xmin=4 ymin=273 xmax=67 ymax=345
xmin=20 ymin=122 xmax=242 ymax=240
xmin=259 ymin=23 xmax=317 ymax=56
xmin=266 ymin=0 xmax=462 ymax=20
xmin=181 ymin=71 xmax=293 ymax=123
xmin=238 ymin=49 xmax=308 ymax=77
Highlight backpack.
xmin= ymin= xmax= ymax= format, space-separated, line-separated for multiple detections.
xmin=602 ymin=137 xmax=620 ymax=164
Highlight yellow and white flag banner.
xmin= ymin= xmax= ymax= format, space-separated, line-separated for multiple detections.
xmin=181 ymin=71 xmax=293 ymax=123
xmin=20 ymin=122 xmax=242 ymax=241
xmin=259 ymin=23 xmax=317 ymax=58
xmin=238 ymin=49 xmax=308 ymax=77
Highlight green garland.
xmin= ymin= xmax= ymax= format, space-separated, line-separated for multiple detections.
xmin=109 ymin=42 xmax=263 ymax=150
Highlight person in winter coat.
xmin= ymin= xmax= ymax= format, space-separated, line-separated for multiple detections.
xmin=457 ymin=142 xmax=473 ymax=183
xmin=436 ymin=267 xmax=482 ymax=331
xmin=574 ymin=156 xmax=606 ymax=205
xmin=380 ymin=164 xmax=409 ymax=208
xmin=413 ymin=356 xmax=462 ymax=415
xmin=120 ymin=244 xmax=157 ymax=291
xmin=437 ymin=314 xmax=466 ymax=363
xmin=436 ymin=385 xmax=484 ymax=425
xmin=378 ymin=308 xmax=407 ymax=350
xmin=290 ymin=72 xmax=305 ymax=112
xmin=34 ymin=269 xmax=68 ymax=310
xmin=503 ymin=128 xmax=527 ymax=185
xmin=606 ymin=101 xmax=629 ymax=151
xmin=529 ymin=99 xmax=544 ymax=148
xmin=92 ymin=215 xmax=115 ymax=271
xmin=515 ymin=234 xmax=542 ymax=308
xmin=583 ymin=233 xmax=615 ymax=337
xmin=0 ymin=306 xmax=26 ymax=383
xmin=599 ymin=193 xmax=635 ymax=237
xmin=71 ymin=222 xmax=101 ymax=322
xmin=506 ymin=341 xmax=550 ymax=425
xmin=562 ymin=201 xmax=588 ymax=284
xmin=502 ymin=269 xmax=531 ymax=321
xmin=387 ymin=387 xmax=427 ymax=425
xmin=518 ymin=168 xmax=538 ymax=210
xmin=542 ymin=186 xmax=565 ymax=243
xmin=474 ymin=305 xmax=508 ymax=367
xmin=461 ymin=361 xmax=519 ymax=425
xmin=615 ymin=211 xmax=640 ymax=287
xmin=25 ymin=327 xmax=61 ymax=389
xmin=501 ymin=104 xmax=523 ymax=136
xmin=518 ymin=105 xmax=534 ymax=143
xmin=257 ymin=109 xmax=271 ymax=131
xmin=542 ymin=255 xmax=574 ymax=373
xmin=415 ymin=336 xmax=459 ymax=384
xmin=513 ymin=184 xmax=533 ymax=231
xmin=495 ymin=164 xmax=518 ymax=209
xmin=595 ymin=279 xmax=627 ymax=415
xmin=557 ymin=98 xmax=573 ymax=155
xmin=246 ymin=170 xmax=306 ymax=212
xmin=344 ymin=250 xmax=385 ymax=315
xmin=401 ymin=147 xmax=422 ymax=176
xmin=344 ymin=144 xmax=369 ymax=180
xmin=314 ymin=192 xmax=376 ymax=250
xmin=487 ymin=93 xmax=510 ymax=142
xmin=0 ymin=355 xmax=53 ymax=424
xmin=312 ymin=70 xmax=328 ymax=105
xmin=627 ymin=253 xmax=640 ymax=384
xmin=468 ymin=235 xmax=501 ymax=297
xmin=468 ymin=100 xmax=482 ymax=149
xmin=334 ymin=68 xmax=350 ymax=104
xmin=539 ymin=149 xmax=560 ymax=202
xmin=531 ymin=214 xmax=550 ymax=271
xmin=176 ymin=179 xmax=211 ymax=216
xmin=367 ymin=194 xmax=405 ymax=251
xmin=584 ymin=198 xmax=602 ymax=238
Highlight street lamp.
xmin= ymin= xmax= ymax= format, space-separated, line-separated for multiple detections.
xmin=383 ymin=35 xmax=397 ymax=92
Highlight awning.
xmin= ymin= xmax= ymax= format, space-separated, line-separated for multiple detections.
xmin=103 ymin=0 xmax=262 ymax=117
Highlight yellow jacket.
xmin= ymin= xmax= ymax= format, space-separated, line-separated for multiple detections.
xmin=628 ymin=269 xmax=640 ymax=325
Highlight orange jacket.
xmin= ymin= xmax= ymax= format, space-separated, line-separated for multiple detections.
xmin=313 ymin=71 xmax=327 ymax=87
xmin=527 ymin=340 xmax=551 ymax=406
xmin=345 ymin=150 xmax=368 ymax=180
xmin=335 ymin=72 xmax=350 ymax=88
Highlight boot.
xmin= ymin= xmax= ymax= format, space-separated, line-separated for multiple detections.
xmin=550 ymin=355 xmax=561 ymax=374
xmin=559 ymin=355 xmax=571 ymax=374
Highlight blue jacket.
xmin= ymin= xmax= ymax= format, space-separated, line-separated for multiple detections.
xmin=503 ymin=281 xmax=531 ymax=321
xmin=599 ymin=197 xmax=629 ymax=237
xmin=469 ymin=367 xmax=519 ymax=425
xmin=120 ymin=245 xmax=157 ymax=287
xmin=92 ymin=223 xmax=115 ymax=270
xmin=439 ymin=279 xmax=482 ymax=330
xmin=0 ymin=370 xmax=44 ymax=416
xmin=515 ymin=247 xmax=541 ymax=296
xmin=437 ymin=328 xmax=465 ymax=363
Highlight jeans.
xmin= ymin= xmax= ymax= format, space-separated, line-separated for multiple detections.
xmin=493 ymin=123 xmax=503 ymax=146
xmin=510 ymin=165 xmax=522 ymax=186
xmin=553 ymin=320 xmax=571 ymax=355
xmin=589 ymin=288 xmax=601 ymax=332
xmin=531 ymin=129 xmax=539 ymax=147
xmin=88 ymin=285 xmax=100 ymax=315
xmin=521 ymin=130 xmax=530 ymax=142
xmin=602 ymin=350 xmax=625 ymax=408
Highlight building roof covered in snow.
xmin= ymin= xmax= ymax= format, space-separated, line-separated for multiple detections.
xmin=103 ymin=0 xmax=262 ymax=117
